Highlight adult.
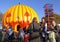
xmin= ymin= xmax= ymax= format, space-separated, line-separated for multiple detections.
xmin=49 ymin=25 xmax=56 ymax=42
xmin=28 ymin=17 xmax=40 ymax=42
xmin=7 ymin=26 xmax=16 ymax=42
xmin=57 ymin=24 xmax=60 ymax=42
xmin=2 ymin=26 xmax=8 ymax=42
xmin=28 ymin=17 xmax=40 ymax=33
xmin=41 ymin=18 xmax=48 ymax=42
xmin=52 ymin=20 xmax=57 ymax=32
xmin=52 ymin=20 xmax=58 ymax=42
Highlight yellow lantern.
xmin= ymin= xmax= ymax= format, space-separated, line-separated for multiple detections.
xmin=2 ymin=4 xmax=39 ymax=32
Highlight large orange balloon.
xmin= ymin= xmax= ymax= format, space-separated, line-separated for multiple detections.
xmin=2 ymin=4 xmax=39 ymax=32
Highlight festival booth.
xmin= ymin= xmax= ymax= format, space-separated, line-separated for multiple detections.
xmin=2 ymin=4 xmax=39 ymax=32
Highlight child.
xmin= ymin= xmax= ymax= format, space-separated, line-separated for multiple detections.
xmin=23 ymin=28 xmax=29 ymax=42
xmin=18 ymin=25 xmax=25 ymax=42
xmin=23 ymin=33 xmax=29 ymax=42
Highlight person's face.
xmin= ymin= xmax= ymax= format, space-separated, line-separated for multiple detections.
xmin=33 ymin=18 xmax=37 ymax=22
xmin=19 ymin=28 xmax=22 ymax=30
xmin=34 ymin=19 xmax=37 ymax=22
xmin=42 ymin=19 xmax=45 ymax=23
xmin=52 ymin=21 xmax=56 ymax=26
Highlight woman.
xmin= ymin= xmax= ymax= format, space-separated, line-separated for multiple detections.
xmin=52 ymin=20 xmax=58 ymax=42
xmin=41 ymin=18 xmax=47 ymax=42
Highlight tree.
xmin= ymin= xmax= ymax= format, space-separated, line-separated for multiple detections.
xmin=54 ymin=14 xmax=60 ymax=23
xmin=42 ymin=14 xmax=60 ymax=23
xmin=0 ymin=12 xmax=3 ymax=21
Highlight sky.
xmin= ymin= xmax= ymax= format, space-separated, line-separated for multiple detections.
xmin=0 ymin=0 xmax=60 ymax=21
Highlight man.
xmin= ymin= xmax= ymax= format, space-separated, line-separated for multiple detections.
xmin=7 ymin=26 xmax=16 ymax=42
xmin=29 ymin=17 xmax=40 ymax=32
xmin=28 ymin=17 xmax=40 ymax=42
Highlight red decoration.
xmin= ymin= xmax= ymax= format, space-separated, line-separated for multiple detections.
xmin=6 ymin=13 xmax=11 ymax=17
xmin=25 ymin=12 xmax=30 ymax=23
xmin=25 ymin=12 xmax=30 ymax=27
xmin=25 ymin=12 xmax=30 ymax=16
xmin=23 ymin=34 xmax=29 ymax=42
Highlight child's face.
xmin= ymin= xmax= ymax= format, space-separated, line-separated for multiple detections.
xmin=19 ymin=28 xmax=23 ymax=30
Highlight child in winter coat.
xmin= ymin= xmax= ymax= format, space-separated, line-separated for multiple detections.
xmin=18 ymin=27 xmax=25 ymax=42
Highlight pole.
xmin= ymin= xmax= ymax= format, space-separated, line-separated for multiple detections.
xmin=47 ymin=11 xmax=50 ymax=29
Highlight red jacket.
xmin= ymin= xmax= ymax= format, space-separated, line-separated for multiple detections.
xmin=23 ymin=34 xmax=29 ymax=42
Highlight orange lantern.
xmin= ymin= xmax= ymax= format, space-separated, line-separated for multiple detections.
xmin=2 ymin=4 xmax=39 ymax=32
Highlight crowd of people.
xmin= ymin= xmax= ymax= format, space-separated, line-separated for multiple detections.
xmin=2 ymin=17 xmax=60 ymax=42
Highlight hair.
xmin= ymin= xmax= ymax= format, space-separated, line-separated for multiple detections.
xmin=50 ymin=24 xmax=55 ymax=31
xmin=32 ymin=17 xmax=37 ymax=22
xmin=17 ymin=25 xmax=21 ymax=28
